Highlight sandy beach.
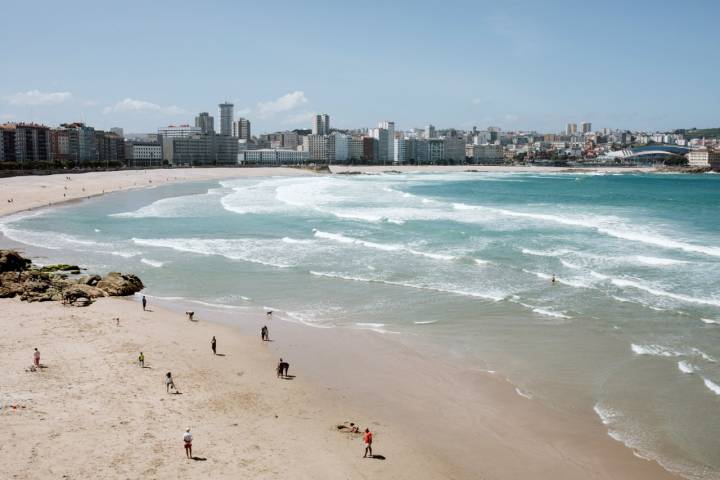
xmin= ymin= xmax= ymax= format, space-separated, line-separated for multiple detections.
xmin=0 ymin=167 xmax=681 ymax=479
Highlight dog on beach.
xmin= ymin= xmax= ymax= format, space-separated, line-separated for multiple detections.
xmin=186 ymin=311 xmax=195 ymax=321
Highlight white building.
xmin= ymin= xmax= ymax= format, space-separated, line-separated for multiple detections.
xmin=312 ymin=114 xmax=330 ymax=136
xmin=240 ymin=149 xmax=308 ymax=165
xmin=158 ymin=125 xmax=202 ymax=138
xmin=303 ymin=134 xmax=329 ymax=162
xmin=379 ymin=121 xmax=395 ymax=162
xmin=126 ymin=142 xmax=163 ymax=166
xmin=687 ymin=148 xmax=719 ymax=167
xmin=394 ymin=138 xmax=407 ymax=164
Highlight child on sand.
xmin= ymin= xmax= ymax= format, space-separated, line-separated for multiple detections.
xmin=211 ymin=336 xmax=217 ymax=355
xmin=363 ymin=428 xmax=373 ymax=458
xmin=138 ymin=352 xmax=144 ymax=367
xmin=183 ymin=428 xmax=193 ymax=459
xmin=33 ymin=348 xmax=40 ymax=368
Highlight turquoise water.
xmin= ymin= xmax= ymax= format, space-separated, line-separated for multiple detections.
xmin=2 ymin=171 xmax=720 ymax=478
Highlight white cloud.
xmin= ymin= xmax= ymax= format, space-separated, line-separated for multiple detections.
xmin=256 ymin=91 xmax=308 ymax=118
xmin=471 ymin=98 xmax=482 ymax=105
xmin=103 ymin=98 xmax=185 ymax=115
xmin=236 ymin=107 xmax=251 ymax=117
xmin=4 ymin=90 xmax=72 ymax=106
xmin=282 ymin=111 xmax=315 ymax=125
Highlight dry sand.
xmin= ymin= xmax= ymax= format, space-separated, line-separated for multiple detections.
xmin=0 ymin=167 xmax=681 ymax=479
xmin=1 ymin=297 xmax=445 ymax=479
xmin=0 ymin=167 xmax=309 ymax=218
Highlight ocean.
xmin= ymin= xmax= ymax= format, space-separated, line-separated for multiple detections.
xmin=2 ymin=171 xmax=719 ymax=478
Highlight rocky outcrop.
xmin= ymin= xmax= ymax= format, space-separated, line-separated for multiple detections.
xmin=95 ymin=272 xmax=144 ymax=296
xmin=0 ymin=250 xmax=144 ymax=306
xmin=0 ymin=250 xmax=32 ymax=272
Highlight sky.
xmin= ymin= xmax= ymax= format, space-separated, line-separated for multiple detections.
xmin=1 ymin=0 xmax=718 ymax=134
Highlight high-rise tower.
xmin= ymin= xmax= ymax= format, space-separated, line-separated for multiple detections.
xmin=219 ymin=102 xmax=234 ymax=136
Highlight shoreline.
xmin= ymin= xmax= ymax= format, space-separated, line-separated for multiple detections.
xmin=0 ymin=167 xmax=683 ymax=478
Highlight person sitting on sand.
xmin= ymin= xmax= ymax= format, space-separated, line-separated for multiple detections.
xmin=33 ymin=348 xmax=40 ymax=368
xmin=183 ymin=428 xmax=193 ymax=459
xmin=211 ymin=336 xmax=217 ymax=355
xmin=138 ymin=352 xmax=144 ymax=367
xmin=165 ymin=372 xmax=177 ymax=393
xmin=337 ymin=422 xmax=360 ymax=433
xmin=363 ymin=428 xmax=373 ymax=458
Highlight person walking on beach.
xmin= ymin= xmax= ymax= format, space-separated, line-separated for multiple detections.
xmin=211 ymin=336 xmax=217 ymax=355
xmin=261 ymin=325 xmax=268 ymax=341
xmin=33 ymin=348 xmax=40 ymax=368
xmin=165 ymin=372 xmax=177 ymax=393
xmin=363 ymin=428 xmax=373 ymax=458
xmin=138 ymin=352 xmax=144 ymax=368
xmin=183 ymin=428 xmax=193 ymax=459
xmin=142 ymin=295 xmax=147 ymax=311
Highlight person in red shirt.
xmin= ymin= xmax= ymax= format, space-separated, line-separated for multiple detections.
xmin=363 ymin=428 xmax=373 ymax=458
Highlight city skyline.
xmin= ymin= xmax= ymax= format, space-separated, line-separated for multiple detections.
xmin=1 ymin=0 xmax=718 ymax=134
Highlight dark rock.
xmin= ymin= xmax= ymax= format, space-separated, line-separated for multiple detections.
xmin=0 ymin=250 xmax=32 ymax=272
xmin=96 ymin=272 xmax=144 ymax=296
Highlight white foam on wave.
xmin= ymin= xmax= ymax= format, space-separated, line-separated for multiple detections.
xmin=515 ymin=387 xmax=533 ymax=399
xmin=132 ymin=237 xmax=293 ymax=269
xmin=308 ymin=270 xmax=506 ymax=302
xmin=531 ymin=307 xmax=571 ymax=319
xmin=313 ymin=230 xmax=455 ymax=261
xmin=560 ymin=259 xmax=582 ymax=269
xmin=474 ymin=258 xmax=489 ymax=265
xmin=703 ymin=377 xmax=720 ymax=396
xmin=631 ymin=344 xmax=683 ymax=357
xmin=281 ymin=237 xmax=314 ymax=245
xmin=112 ymin=188 xmax=222 ymax=218
xmin=701 ymin=318 xmax=720 ymax=325
xmin=414 ymin=320 xmax=438 ymax=325
xmin=140 ymin=258 xmax=164 ymax=268
xmin=521 ymin=247 xmax=570 ymax=257
xmin=691 ymin=348 xmax=716 ymax=363
xmin=628 ymin=255 xmax=688 ymax=267
xmin=455 ymin=202 xmax=720 ymax=258
xmin=612 ymin=278 xmax=720 ymax=307
xmin=0 ymin=225 xmax=141 ymax=258
xmin=677 ymin=361 xmax=695 ymax=374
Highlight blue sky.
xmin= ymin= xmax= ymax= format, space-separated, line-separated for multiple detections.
xmin=1 ymin=0 xmax=718 ymax=134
